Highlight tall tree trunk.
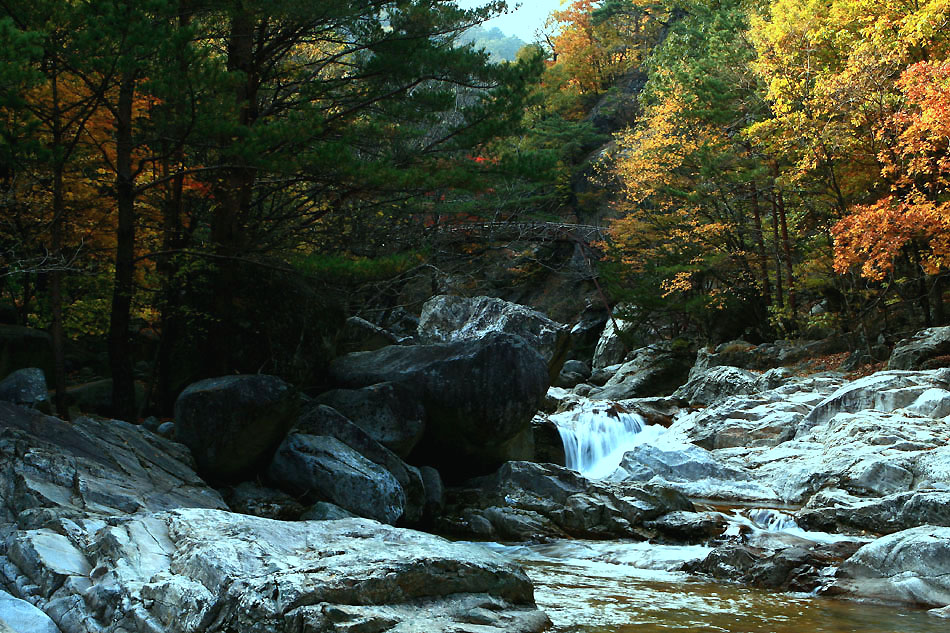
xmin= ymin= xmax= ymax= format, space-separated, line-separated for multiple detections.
xmin=154 ymin=5 xmax=193 ymax=413
xmin=749 ymin=184 xmax=771 ymax=306
xmin=205 ymin=5 xmax=259 ymax=376
xmin=910 ymin=247 xmax=933 ymax=328
xmin=109 ymin=71 xmax=137 ymax=421
xmin=773 ymin=173 xmax=797 ymax=321
xmin=933 ymin=274 xmax=946 ymax=326
xmin=156 ymin=155 xmax=186 ymax=413
xmin=770 ymin=198 xmax=785 ymax=311
xmin=49 ymin=69 xmax=69 ymax=419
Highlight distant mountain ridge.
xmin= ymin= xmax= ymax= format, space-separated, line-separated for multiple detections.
xmin=459 ymin=25 xmax=527 ymax=62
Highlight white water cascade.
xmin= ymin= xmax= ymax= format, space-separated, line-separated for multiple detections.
xmin=725 ymin=508 xmax=864 ymax=545
xmin=550 ymin=402 xmax=666 ymax=480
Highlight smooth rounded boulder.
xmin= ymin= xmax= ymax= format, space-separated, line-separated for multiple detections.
xmin=270 ymin=404 xmax=426 ymax=524
xmin=268 ymin=433 xmax=406 ymax=524
xmin=832 ymin=526 xmax=950 ymax=607
xmin=330 ymin=332 xmax=548 ymax=480
xmin=174 ymin=375 xmax=299 ymax=482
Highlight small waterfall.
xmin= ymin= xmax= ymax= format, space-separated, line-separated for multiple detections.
xmin=551 ymin=402 xmax=660 ymax=480
xmin=724 ymin=508 xmax=862 ymax=545
xmin=745 ymin=508 xmax=800 ymax=532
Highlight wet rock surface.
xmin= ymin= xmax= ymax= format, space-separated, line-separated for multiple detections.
xmin=1 ymin=509 xmax=551 ymax=633
xmin=686 ymin=540 xmax=863 ymax=593
xmin=831 ymin=526 xmax=950 ymax=607
xmin=541 ymin=337 xmax=950 ymax=611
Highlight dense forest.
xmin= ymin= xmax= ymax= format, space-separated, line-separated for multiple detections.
xmin=1 ymin=0 xmax=949 ymax=422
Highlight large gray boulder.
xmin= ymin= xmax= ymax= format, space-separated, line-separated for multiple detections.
xmin=553 ymin=359 xmax=592 ymax=389
xmin=0 ymin=508 xmax=551 ymax=633
xmin=832 ymin=526 xmax=950 ymax=607
xmin=330 ymin=333 xmax=548 ymax=480
xmin=672 ymin=365 xmax=761 ymax=406
xmin=438 ymin=461 xmax=692 ymax=540
xmin=269 ymin=404 xmax=426 ymax=524
xmin=0 ymin=402 xmax=226 ymax=530
xmin=607 ymin=443 xmax=778 ymax=502
xmin=592 ymin=314 xmax=635 ymax=369
xmin=588 ymin=344 xmax=694 ymax=400
xmin=798 ymin=488 xmax=950 ymax=535
xmin=268 ymin=433 xmax=406 ymax=524
xmin=888 ymin=327 xmax=950 ymax=370
xmin=0 ymin=368 xmax=49 ymax=411
xmin=174 ymin=375 xmax=299 ymax=482
xmin=418 ymin=295 xmax=570 ymax=381
xmin=315 ymin=382 xmax=425 ymax=458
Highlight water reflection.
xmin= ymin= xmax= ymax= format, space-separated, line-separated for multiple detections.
xmin=484 ymin=540 xmax=946 ymax=633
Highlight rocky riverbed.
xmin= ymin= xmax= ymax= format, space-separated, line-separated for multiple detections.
xmin=3 ymin=298 xmax=950 ymax=632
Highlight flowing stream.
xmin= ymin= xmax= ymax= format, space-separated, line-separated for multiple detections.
xmin=511 ymin=403 xmax=950 ymax=632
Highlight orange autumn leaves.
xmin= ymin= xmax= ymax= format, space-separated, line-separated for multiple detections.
xmin=832 ymin=61 xmax=950 ymax=280
xmin=600 ymin=0 xmax=950 ymax=316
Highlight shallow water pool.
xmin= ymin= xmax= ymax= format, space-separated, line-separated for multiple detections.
xmin=484 ymin=540 xmax=948 ymax=633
